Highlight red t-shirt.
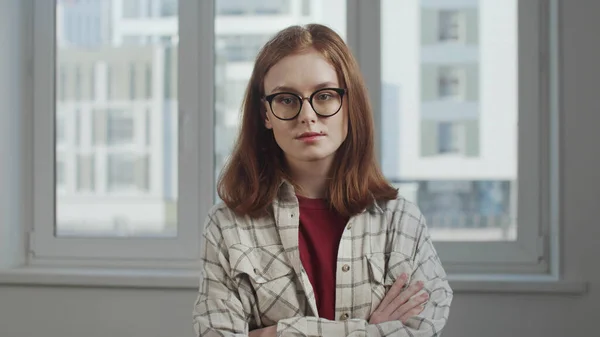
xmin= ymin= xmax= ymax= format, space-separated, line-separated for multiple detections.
xmin=297 ymin=195 xmax=349 ymax=321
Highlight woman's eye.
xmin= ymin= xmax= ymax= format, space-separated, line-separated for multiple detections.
xmin=277 ymin=96 xmax=296 ymax=105
xmin=317 ymin=94 xmax=332 ymax=100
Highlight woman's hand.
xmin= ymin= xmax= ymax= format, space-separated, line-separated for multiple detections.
xmin=249 ymin=325 xmax=277 ymax=337
xmin=369 ymin=273 xmax=429 ymax=325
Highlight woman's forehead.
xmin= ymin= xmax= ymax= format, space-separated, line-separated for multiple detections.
xmin=264 ymin=51 xmax=339 ymax=93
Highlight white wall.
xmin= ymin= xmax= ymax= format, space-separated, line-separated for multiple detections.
xmin=0 ymin=1 xmax=598 ymax=337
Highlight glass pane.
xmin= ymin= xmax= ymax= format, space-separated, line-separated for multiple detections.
xmin=55 ymin=0 xmax=178 ymax=237
xmin=214 ymin=0 xmax=347 ymax=189
xmin=381 ymin=0 xmax=518 ymax=241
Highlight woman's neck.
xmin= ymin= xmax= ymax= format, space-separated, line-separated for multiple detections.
xmin=286 ymin=157 xmax=332 ymax=199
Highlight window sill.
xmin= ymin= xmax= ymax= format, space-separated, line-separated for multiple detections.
xmin=448 ymin=274 xmax=588 ymax=294
xmin=0 ymin=267 xmax=588 ymax=294
xmin=0 ymin=267 xmax=199 ymax=289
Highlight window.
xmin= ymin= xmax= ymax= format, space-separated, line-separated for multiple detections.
xmin=147 ymin=0 xmax=154 ymax=18
xmin=30 ymin=0 xmax=197 ymax=261
xmin=438 ymin=66 xmax=465 ymax=100
xmin=145 ymin=108 xmax=152 ymax=146
xmin=163 ymin=47 xmax=174 ymax=100
xmin=75 ymin=109 xmax=81 ymax=146
xmin=26 ymin=0 xmax=554 ymax=275
xmin=75 ymin=65 xmax=82 ymax=100
xmin=417 ymin=180 xmax=514 ymax=241
xmin=56 ymin=157 xmax=66 ymax=187
xmin=106 ymin=65 xmax=112 ymax=100
xmin=59 ymin=66 xmax=67 ymax=101
xmin=123 ymin=0 xmax=142 ymax=18
xmin=145 ymin=64 xmax=152 ymax=99
xmin=160 ymin=0 xmax=178 ymax=17
xmin=107 ymin=110 xmax=134 ymax=145
xmin=438 ymin=10 xmax=464 ymax=42
xmin=218 ymin=35 xmax=271 ymax=62
xmin=107 ymin=154 xmax=135 ymax=189
xmin=107 ymin=154 xmax=150 ymax=192
xmin=90 ymin=64 xmax=96 ymax=100
xmin=76 ymin=154 xmax=95 ymax=192
xmin=437 ymin=121 xmax=466 ymax=154
xmin=129 ymin=63 xmax=136 ymax=100
xmin=122 ymin=35 xmax=144 ymax=46
xmin=384 ymin=0 xmax=512 ymax=241
xmin=159 ymin=35 xmax=174 ymax=46
xmin=382 ymin=0 xmax=551 ymax=273
xmin=225 ymin=80 xmax=247 ymax=110
xmin=302 ymin=0 xmax=311 ymax=16
xmin=420 ymin=120 xmax=479 ymax=158
xmin=56 ymin=115 xmax=66 ymax=144
xmin=216 ymin=0 xmax=292 ymax=16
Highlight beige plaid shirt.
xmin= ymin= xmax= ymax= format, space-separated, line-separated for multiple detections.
xmin=193 ymin=181 xmax=452 ymax=336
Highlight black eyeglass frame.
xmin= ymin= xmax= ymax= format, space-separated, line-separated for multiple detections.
xmin=262 ymin=87 xmax=347 ymax=121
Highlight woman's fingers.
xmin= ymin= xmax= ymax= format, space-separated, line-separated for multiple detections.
xmin=390 ymin=291 xmax=429 ymax=321
xmin=375 ymin=273 xmax=408 ymax=312
xmin=384 ymin=281 xmax=425 ymax=316
xmin=400 ymin=304 xmax=425 ymax=324
xmin=369 ymin=277 xmax=429 ymax=325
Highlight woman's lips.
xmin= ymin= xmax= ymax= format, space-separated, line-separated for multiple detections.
xmin=297 ymin=134 xmax=325 ymax=142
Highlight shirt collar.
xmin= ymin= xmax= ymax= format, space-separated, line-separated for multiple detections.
xmin=276 ymin=179 xmax=384 ymax=214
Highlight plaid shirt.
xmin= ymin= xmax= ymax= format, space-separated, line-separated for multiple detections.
xmin=193 ymin=181 xmax=453 ymax=336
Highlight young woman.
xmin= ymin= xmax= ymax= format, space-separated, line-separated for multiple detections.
xmin=193 ymin=24 xmax=452 ymax=337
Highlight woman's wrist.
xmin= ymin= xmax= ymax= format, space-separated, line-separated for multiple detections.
xmin=249 ymin=325 xmax=277 ymax=337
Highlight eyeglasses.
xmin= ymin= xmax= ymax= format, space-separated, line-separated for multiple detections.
xmin=263 ymin=88 xmax=347 ymax=121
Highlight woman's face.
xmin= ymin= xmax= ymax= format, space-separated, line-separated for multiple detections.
xmin=263 ymin=49 xmax=349 ymax=169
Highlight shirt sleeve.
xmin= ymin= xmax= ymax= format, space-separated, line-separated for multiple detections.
xmin=192 ymin=211 xmax=251 ymax=337
xmin=275 ymin=204 xmax=453 ymax=337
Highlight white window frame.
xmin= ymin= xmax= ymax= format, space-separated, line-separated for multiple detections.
xmin=23 ymin=0 xmax=557 ymax=278
xmin=353 ymin=0 xmax=558 ymax=275
xmin=29 ymin=0 xmax=213 ymax=268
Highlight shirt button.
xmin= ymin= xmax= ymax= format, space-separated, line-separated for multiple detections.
xmin=342 ymin=264 xmax=350 ymax=272
xmin=346 ymin=224 xmax=352 ymax=230
xmin=253 ymin=268 xmax=259 ymax=274
xmin=340 ymin=313 xmax=349 ymax=321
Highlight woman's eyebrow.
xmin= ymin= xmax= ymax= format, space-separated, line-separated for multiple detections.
xmin=268 ymin=81 xmax=339 ymax=95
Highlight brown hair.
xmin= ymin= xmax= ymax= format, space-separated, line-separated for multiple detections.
xmin=217 ymin=24 xmax=397 ymax=218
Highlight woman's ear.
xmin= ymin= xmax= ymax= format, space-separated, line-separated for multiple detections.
xmin=265 ymin=114 xmax=273 ymax=129
xmin=261 ymin=100 xmax=272 ymax=129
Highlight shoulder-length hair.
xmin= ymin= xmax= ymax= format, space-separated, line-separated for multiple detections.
xmin=217 ymin=24 xmax=397 ymax=218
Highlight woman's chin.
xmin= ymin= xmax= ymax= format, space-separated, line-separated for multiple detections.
xmin=292 ymin=149 xmax=336 ymax=163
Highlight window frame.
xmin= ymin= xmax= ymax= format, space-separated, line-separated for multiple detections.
xmin=359 ymin=0 xmax=556 ymax=274
xmin=28 ymin=0 xmax=557 ymax=276
xmin=29 ymin=0 xmax=212 ymax=267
